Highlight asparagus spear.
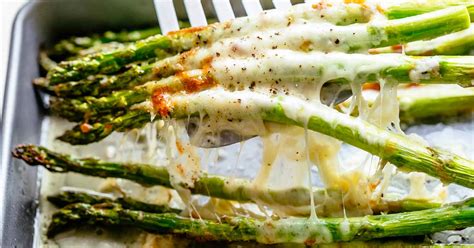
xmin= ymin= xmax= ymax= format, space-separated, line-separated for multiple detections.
xmin=46 ymin=34 xmax=174 ymax=85
xmin=12 ymin=144 xmax=439 ymax=216
xmin=11 ymin=144 xmax=344 ymax=215
xmin=47 ymin=199 xmax=474 ymax=244
xmin=50 ymin=22 xmax=197 ymax=59
xmin=45 ymin=6 xmax=471 ymax=85
xmin=49 ymin=53 xmax=474 ymax=122
xmin=50 ymin=27 xmax=163 ymax=57
xmin=47 ymin=190 xmax=181 ymax=214
xmin=56 ymin=89 xmax=474 ymax=188
xmin=384 ymin=0 xmax=474 ymax=20
xmin=398 ymin=86 xmax=474 ymax=123
xmin=370 ymin=26 xmax=474 ymax=55
xmin=35 ymin=60 xmax=159 ymax=97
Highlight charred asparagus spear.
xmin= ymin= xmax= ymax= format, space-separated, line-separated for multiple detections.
xmin=47 ymin=198 xmax=474 ymax=244
xmin=12 ymin=145 xmax=440 ymax=216
xmin=45 ymin=6 xmax=471 ymax=85
xmin=48 ymin=189 xmax=181 ymax=214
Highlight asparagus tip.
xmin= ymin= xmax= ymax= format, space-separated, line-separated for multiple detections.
xmin=12 ymin=144 xmax=45 ymax=165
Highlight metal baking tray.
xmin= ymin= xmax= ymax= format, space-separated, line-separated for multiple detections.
xmin=0 ymin=0 xmax=285 ymax=246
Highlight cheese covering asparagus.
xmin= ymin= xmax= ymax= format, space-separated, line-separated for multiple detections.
xmin=55 ymin=88 xmax=474 ymax=187
xmin=49 ymin=52 xmax=474 ymax=123
xmin=45 ymin=5 xmax=470 ymax=85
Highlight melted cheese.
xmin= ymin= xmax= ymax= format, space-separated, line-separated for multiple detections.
xmin=152 ymin=5 xmax=389 ymax=80
xmin=162 ymin=89 xmax=395 ymax=217
xmin=145 ymin=5 xmax=413 ymax=221
xmin=161 ymin=121 xmax=202 ymax=214
xmin=170 ymin=1 xmax=378 ymax=50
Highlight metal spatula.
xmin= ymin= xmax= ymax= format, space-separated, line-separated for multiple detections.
xmin=153 ymin=0 xmax=352 ymax=148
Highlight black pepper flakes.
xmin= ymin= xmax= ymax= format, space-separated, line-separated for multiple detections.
xmin=249 ymin=81 xmax=256 ymax=90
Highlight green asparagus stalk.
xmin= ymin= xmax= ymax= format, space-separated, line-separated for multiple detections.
xmin=57 ymin=89 xmax=474 ymax=188
xmin=62 ymin=85 xmax=474 ymax=144
xmin=46 ymin=34 xmax=174 ymax=85
xmin=47 ymin=199 xmax=474 ymax=244
xmin=384 ymin=0 xmax=474 ymax=20
xmin=45 ymin=6 xmax=471 ymax=85
xmin=50 ymin=27 xmax=163 ymax=57
xmin=47 ymin=190 xmax=181 ymax=214
xmin=371 ymin=6 xmax=470 ymax=48
xmin=35 ymin=60 xmax=158 ymax=97
xmin=59 ymin=109 xmax=151 ymax=140
xmin=49 ymin=89 xmax=150 ymax=122
xmin=51 ymin=23 xmax=193 ymax=59
xmin=49 ymin=54 xmax=474 ymax=122
xmin=48 ymin=21 xmax=213 ymax=58
xmin=12 ymin=144 xmax=438 ymax=216
xmin=398 ymin=86 xmax=474 ymax=123
xmin=11 ymin=144 xmax=343 ymax=215
xmin=49 ymin=71 xmax=205 ymax=122
xmin=370 ymin=26 xmax=474 ymax=55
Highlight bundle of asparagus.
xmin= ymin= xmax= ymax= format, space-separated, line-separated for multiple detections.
xmin=12 ymin=0 xmax=474 ymax=245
